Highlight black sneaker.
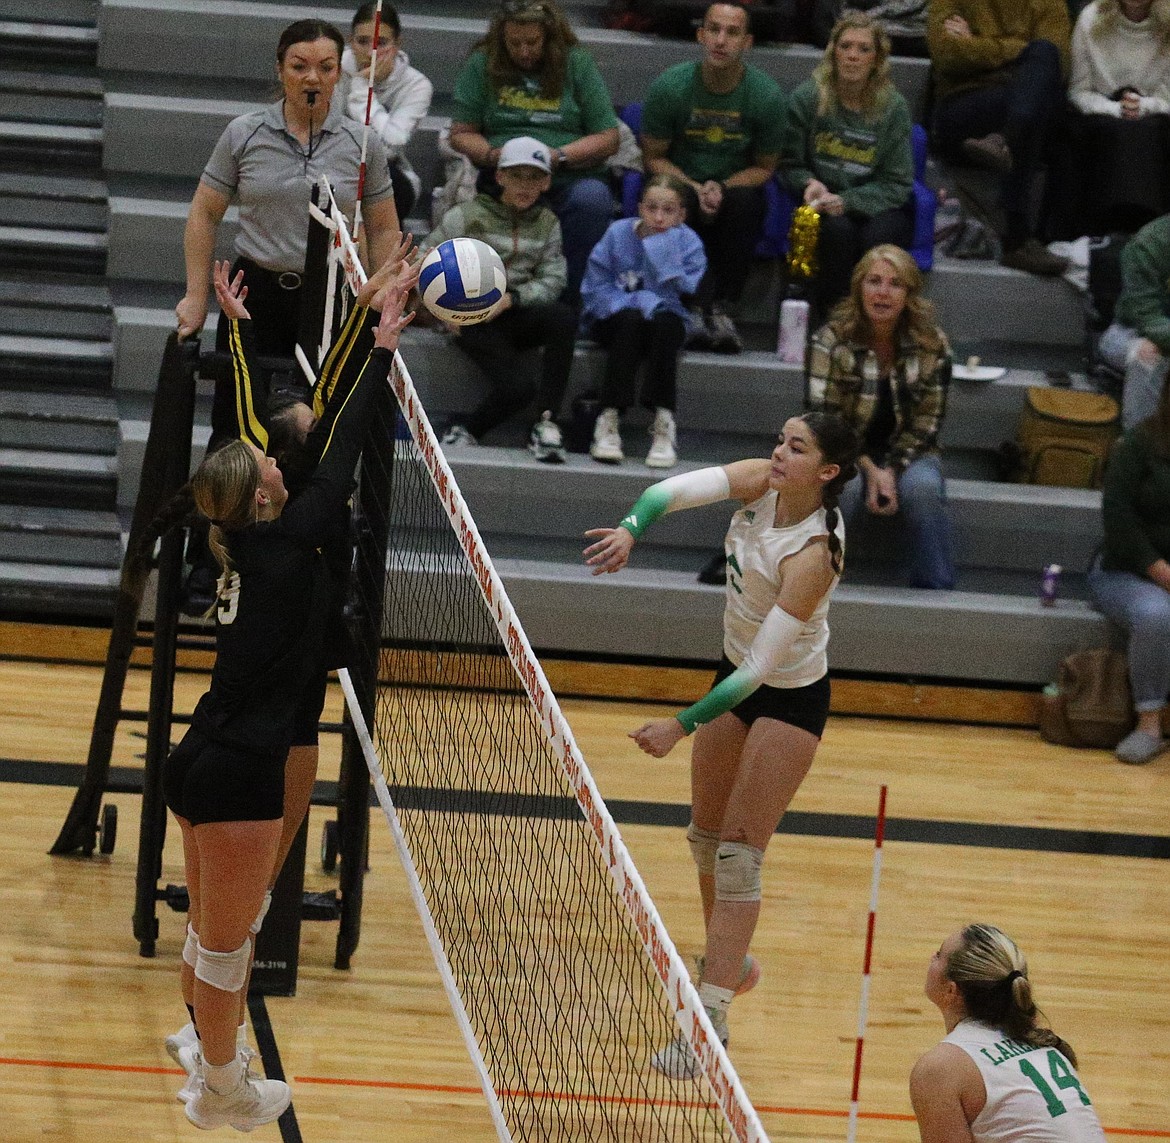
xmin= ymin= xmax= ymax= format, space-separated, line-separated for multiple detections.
xmin=1000 ymin=238 xmax=1068 ymax=277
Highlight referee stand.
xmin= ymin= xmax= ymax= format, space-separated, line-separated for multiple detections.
xmin=49 ymin=188 xmax=389 ymax=991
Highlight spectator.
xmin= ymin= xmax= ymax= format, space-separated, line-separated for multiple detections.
xmin=641 ymin=1 xmax=786 ymax=353
xmin=1058 ymin=0 xmax=1170 ymax=235
xmin=343 ymin=3 xmax=434 ymax=223
xmin=781 ymin=11 xmax=915 ymax=315
xmin=424 ymin=137 xmax=577 ymax=462
xmin=1099 ymin=212 xmax=1170 ymax=429
xmin=1088 ymin=374 xmax=1170 ymax=764
xmin=927 ymin=0 xmax=1072 ymax=276
xmin=175 ymin=19 xmax=399 ymax=359
xmin=448 ymin=0 xmax=620 ymax=300
xmin=806 ymin=244 xmax=956 ymax=588
xmin=580 ymin=174 xmax=708 ymax=468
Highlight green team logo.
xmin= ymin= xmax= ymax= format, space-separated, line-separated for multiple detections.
xmin=726 ymin=552 xmax=743 ymax=594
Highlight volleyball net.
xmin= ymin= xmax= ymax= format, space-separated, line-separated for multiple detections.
xmin=311 ymin=179 xmax=769 ymax=1143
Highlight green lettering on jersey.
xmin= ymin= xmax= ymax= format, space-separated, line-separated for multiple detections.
xmin=1019 ymin=1049 xmax=1093 ymax=1118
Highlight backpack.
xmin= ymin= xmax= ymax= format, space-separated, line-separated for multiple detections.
xmin=1038 ymin=648 xmax=1134 ymax=748
xmin=1009 ymin=387 xmax=1120 ymax=489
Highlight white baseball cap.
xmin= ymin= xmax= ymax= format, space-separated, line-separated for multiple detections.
xmin=497 ymin=136 xmax=552 ymax=174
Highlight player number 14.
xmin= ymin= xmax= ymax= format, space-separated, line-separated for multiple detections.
xmin=1019 ymin=1050 xmax=1092 ymax=1118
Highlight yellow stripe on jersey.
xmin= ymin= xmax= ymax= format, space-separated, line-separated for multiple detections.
xmin=228 ymin=319 xmax=268 ymax=451
xmin=313 ymin=304 xmax=369 ymax=420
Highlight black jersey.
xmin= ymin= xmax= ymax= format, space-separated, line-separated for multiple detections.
xmin=189 ymin=345 xmax=392 ymax=758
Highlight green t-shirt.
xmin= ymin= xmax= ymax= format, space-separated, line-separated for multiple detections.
xmin=641 ymin=61 xmax=786 ymax=184
xmin=780 ymin=79 xmax=913 ymax=218
xmin=451 ymin=45 xmax=618 ymax=182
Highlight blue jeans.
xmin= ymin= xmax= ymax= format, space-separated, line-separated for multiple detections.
xmin=545 ymin=177 xmax=616 ymax=302
xmin=1087 ymin=564 xmax=1170 ymax=710
xmin=1098 ymin=322 xmax=1168 ymax=431
xmin=839 ymin=454 xmax=956 ymax=589
xmin=932 ymin=40 xmax=1063 ymax=240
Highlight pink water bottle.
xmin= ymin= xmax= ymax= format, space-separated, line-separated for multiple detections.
xmin=776 ymin=297 xmax=810 ymax=364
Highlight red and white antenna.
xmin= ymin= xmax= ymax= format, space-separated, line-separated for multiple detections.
xmin=847 ymin=784 xmax=888 ymax=1143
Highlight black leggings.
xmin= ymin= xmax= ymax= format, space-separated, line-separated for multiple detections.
xmin=591 ymin=307 xmax=686 ymax=412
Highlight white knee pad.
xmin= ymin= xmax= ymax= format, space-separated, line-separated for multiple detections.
xmin=249 ymin=890 xmax=272 ymax=936
xmin=686 ymin=823 xmax=720 ymax=877
xmin=194 ymin=940 xmax=251 ymax=994
xmin=714 ymin=841 xmax=764 ymax=903
xmin=183 ymin=923 xmax=199 ymax=969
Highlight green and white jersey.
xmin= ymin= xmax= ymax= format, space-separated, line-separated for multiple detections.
xmin=943 ymin=1020 xmax=1107 ymax=1142
xmin=722 ymin=492 xmax=840 ymax=688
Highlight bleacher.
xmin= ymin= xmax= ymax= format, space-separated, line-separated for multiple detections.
xmin=3 ymin=0 xmax=1113 ymax=681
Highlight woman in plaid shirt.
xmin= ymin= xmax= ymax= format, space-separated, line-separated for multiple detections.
xmin=806 ymin=243 xmax=955 ymax=588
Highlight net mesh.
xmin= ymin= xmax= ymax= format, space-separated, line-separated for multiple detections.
xmin=316 ymin=191 xmax=764 ymax=1142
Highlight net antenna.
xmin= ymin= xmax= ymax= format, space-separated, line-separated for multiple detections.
xmin=318 ymin=198 xmax=769 ymax=1141
xmin=351 ymin=0 xmax=385 ymax=247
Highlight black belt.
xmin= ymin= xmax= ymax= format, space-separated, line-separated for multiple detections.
xmin=237 ymin=257 xmax=302 ymax=290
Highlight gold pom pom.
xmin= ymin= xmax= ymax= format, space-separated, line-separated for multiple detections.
xmin=786 ymin=205 xmax=821 ymax=281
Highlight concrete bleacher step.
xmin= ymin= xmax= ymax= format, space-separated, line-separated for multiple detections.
xmin=386 ymin=547 xmax=1108 ymax=685
xmin=0 ymin=444 xmax=116 ymax=511
xmin=0 ymin=66 xmax=103 ymax=126
xmin=0 ymin=170 xmax=108 ymax=231
xmin=0 ymin=276 xmax=111 ymax=340
xmin=442 ymin=449 xmax=1101 ymax=577
xmin=0 ymin=18 xmax=98 ymax=67
xmin=0 ymin=331 xmax=112 ymax=389
xmin=116 ymin=418 xmax=209 ymax=510
xmin=0 ymin=221 xmax=107 ymax=274
xmin=0 ymin=557 xmax=118 ymax=617
xmin=97 ymin=1 xmax=930 ymax=115
xmin=0 ymin=502 xmax=122 ymax=567
xmin=0 ymin=387 xmax=117 ymax=453
xmin=0 ymin=117 xmax=101 ymax=167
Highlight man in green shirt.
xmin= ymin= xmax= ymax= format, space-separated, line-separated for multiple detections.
xmin=641 ymin=2 xmax=786 ymax=353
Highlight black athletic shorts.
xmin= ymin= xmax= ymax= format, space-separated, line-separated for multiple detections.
xmin=712 ymin=656 xmax=831 ymax=738
xmin=163 ymin=728 xmax=285 ymax=826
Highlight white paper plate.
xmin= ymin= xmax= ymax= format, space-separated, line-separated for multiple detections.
xmin=952 ymin=364 xmax=1006 ymax=381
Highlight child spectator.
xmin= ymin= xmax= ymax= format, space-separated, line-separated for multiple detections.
xmin=580 ymin=174 xmax=707 ymax=468
xmin=343 ymin=3 xmax=434 ymax=222
xmin=423 ymin=136 xmax=577 ymax=463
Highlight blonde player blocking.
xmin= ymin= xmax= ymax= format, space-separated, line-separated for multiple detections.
xmin=584 ymin=412 xmax=859 ymax=1078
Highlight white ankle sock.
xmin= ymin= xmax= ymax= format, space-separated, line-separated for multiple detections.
xmin=203 ymin=1053 xmax=244 ymax=1095
xmin=698 ymin=981 xmax=734 ymax=1022
xmin=236 ymin=1023 xmax=248 ymax=1050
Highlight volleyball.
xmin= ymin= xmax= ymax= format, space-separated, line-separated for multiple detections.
xmin=419 ymin=237 xmax=507 ymax=325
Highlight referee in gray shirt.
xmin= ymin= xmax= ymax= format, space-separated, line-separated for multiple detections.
xmin=175 ymin=18 xmax=399 ymax=365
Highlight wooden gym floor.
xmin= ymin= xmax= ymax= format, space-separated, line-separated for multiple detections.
xmin=0 ymin=627 xmax=1167 ymax=1142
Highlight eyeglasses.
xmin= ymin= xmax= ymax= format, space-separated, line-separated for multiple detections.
xmin=499 ymin=0 xmax=550 ymax=18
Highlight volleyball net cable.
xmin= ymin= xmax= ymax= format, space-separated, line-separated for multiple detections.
xmin=312 ymin=180 xmax=769 ymax=1142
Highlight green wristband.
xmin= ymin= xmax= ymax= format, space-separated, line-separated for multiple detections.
xmin=618 ymin=483 xmax=674 ymax=540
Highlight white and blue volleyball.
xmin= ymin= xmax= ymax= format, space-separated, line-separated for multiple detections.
xmin=419 ymin=237 xmax=506 ymax=325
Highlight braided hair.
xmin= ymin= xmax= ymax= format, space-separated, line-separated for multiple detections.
xmin=800 ymin=411 xmax=860 ymax=576
xmin=947 ymin=923 xmax=1079 ymax=1067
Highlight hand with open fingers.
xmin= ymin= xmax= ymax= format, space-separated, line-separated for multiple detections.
xmin=630 ymin=717 xmax=686 ymax=758
xmin=212 ymin=260 xmax=250 ymax=321
xmin=358 ymin=252 xmax=403 ymax=308
xmin=371 ymin=257 xmax=422 ymax=312
xmin=372 ymin=284 xmax=416 ymax=351
xmin=583 ymin=526 xmax=635 ymax=575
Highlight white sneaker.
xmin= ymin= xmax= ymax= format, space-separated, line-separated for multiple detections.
xmin=185 ymin=1058 xmax=290 ymax=1132
xmin=646 ymin=408 xmax=677 ymax=468
xmin=176 ymin=1043 xmax=202 ymax=1104
xmin=528 ymin=411 xmax=566 ymax=463
xmin=165 ymin=1021 xmax=199 ymax=1067
xmin=440 ymin=424 xmax=477 ymax=449
xmin=651 ymin=1007 xmax=728 ymax=1081
xmin=590 ymin=407 xmax=624 ymax=464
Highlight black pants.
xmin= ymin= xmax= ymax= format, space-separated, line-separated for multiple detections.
xmin=388 ymin=160 xmax=417 ymax=222
xmin=591 ymin=307 xmax=686 ymax=412
xmin=454 ymin=302 xmax=578 ymax=440
xmin=681 ymin=183 xmax=766 ymax=309
xmin=1049 ymin=108 xmax=1170 ymax=239
xmin=815 ymin=203 xmax=915 ymax=312
xmin=933 ymin=40 xmax=1064 ymax=244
